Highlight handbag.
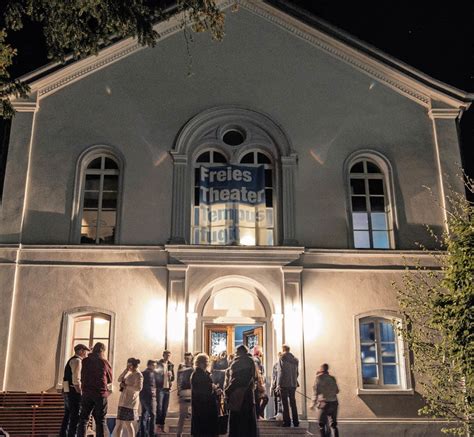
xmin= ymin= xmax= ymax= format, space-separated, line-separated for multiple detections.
xmin=217 ymin=397 xmax=229 ymax=435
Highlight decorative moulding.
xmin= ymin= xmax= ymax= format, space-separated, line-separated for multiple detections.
xmin=10 ymin=0 xmax=471 ymax=109
xmin=428 ymin=108 xmax=462 ymax=119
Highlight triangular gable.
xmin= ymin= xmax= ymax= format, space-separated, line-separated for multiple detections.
xmin=12 ymin=0 xmax=473 ymax=111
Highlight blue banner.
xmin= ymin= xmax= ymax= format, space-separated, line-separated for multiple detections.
xmin=196 ymin=165 xmax=267 ymax=245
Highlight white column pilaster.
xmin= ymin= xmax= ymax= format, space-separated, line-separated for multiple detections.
xmin=281 ymin=154 xmax=298 ymax=245
xmin=169 ymin=153 xmax=188 ymax=243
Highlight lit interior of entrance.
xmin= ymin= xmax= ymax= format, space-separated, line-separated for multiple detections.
xmin=204 ymin=324 xmax=264 ymax=358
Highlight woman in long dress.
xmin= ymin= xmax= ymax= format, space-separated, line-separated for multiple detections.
xmin=115 ymin=358 xmax=143 ymax=436
xmin=191 ymin=353 xmax=220 ymax=437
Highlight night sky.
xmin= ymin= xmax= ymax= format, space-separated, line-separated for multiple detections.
xmin=4 ymin=0 xmax=474 ymax=180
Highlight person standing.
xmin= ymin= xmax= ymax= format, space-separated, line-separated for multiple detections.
xmin=270 ymin=353 xmax=283 ymax=420
xmin=225 ymin=345 xmax=258 ymax=437
xmin=210 ymin=351 xmax=228 ymax=389
xmin=115 ymin=358 xmax=144 ymax=436
xmin=177 ymin=352 xmax=194 ymax=437
xmin=77 ymin=342 xmax=113 ymax=437
xmin=190 ymin=353 xmax=220 ymax=437
xmin=139 ymin=360 xmax=158 ymax=437
xmin=253 ymin=346 xmax=268 ymax=419
xmin=60 ymin=344 xmax=90 ymax=437
xmin=155 ymin=350 xmax=174 ymax=432
xmin=277 ymin=344 xmax=299 ymax=428
xmin=310 ymin=364 xmax=340 ymax=437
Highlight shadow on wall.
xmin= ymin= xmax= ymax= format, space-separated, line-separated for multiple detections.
xmin=359 ymin=392 xmax=426 ymax=417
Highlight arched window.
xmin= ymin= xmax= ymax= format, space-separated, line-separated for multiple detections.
xmin=239 ymin=151 xmax=274 ymax=246
xmin=71 ymin=313 xmax=112 ymax=358
xmin=349 ymin=159 xmax=393 ymax=249
xmin=79 ymin=155 xmax=120 ymax=244
xmin=192 ymin=149 xmax=228 ymax=244
xmin=358 ymin=316 xmax=406 ymax=389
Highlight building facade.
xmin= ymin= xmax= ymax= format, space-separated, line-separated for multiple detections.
xmin=0 ymin=1 xmax=471 ymax=435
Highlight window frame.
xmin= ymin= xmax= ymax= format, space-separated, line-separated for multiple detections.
xmin=190 ymin=144 xmax=279 ymax=246
xmin=70 ymin=146 xmax=124 ymax=245
xmin=344 ymin=151 xmax=397 ymax=250
xmin=57 ymin=307 xmax=116 ymax=390
xmin=354 ymin=311 xmax=413 ymax=395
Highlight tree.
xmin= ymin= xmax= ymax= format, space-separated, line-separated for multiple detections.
xmin=0 ymin=0 xmax=227 ymax=117
xmin=395 ymin=177 xmax=474 ymax=436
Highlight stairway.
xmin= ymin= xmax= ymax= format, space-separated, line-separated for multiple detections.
xmin=157 ymin=419 xmax=314 ymax=436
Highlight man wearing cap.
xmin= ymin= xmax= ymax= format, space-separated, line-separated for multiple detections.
xmin=60 ymin=343 xmax=90 ymax=437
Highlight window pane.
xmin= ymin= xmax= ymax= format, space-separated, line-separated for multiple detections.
xmin=213 ymin=152 xmax=227 ymax=163
xmin=98 ymin=226 xmax=115 ymax=244
xmin=194 ymin=187 xmax=200 ymax=206
xmin=266 ymin=229 xmax=274 ymax=246
xmin=257 ymin=153 xmax=271 ymax=164
xmin=370 ymin=196 xmax=385 ymax=212
xmin=381 ymin=344 xmax=397 ymax=363
xmin=195 ymin=168 xmax=200 ymax=185
xmin=74 ymin=318 xmax=91 ymax=339
xmin=372 ymin=231 xmax=389 ymax=249
xmin=362 ymin=364 xmax=378 ymax=381
xmin=371 ymin=213 xmax=387 ymax=230
xmin=240 ymin=152 xmax=254 ymax=164
xmin=82 ymin=210 xmax=98 ymax=227
xmin=368 ymin=179 xmax=384 ymax=195
xmin=382 ymin=365 xmax=399 ymax=385
xmin=103 ymin=175 xmax=118 ymax=191
xmin=194 ymin=207 xmax=199 ymax=225
xmin=81 ymin=227 xmax=97 ymax=243
xmin=350 ymin=162 xmax=364 ymax=173
xmin=265 ymin=208 xmax=274 ymax=227
xmin=352 ymin=212 xmax=368 ymax=230
xmin=197 ymin=151 xmax=210 ymax=163
xmin=102 ymin=196 xmax=117 ymax=210
xmin=210 ymin=332 xmax=227 ymax=356
xmin=360 ymin=322 xmax=375 ymax=341
xmin=367 ymin=162 xmax=381 ymax=173
xmin=239 ymin=227 xmax=256 ymax=246
xmin=104 ymin=158 xmax=118 ymax=169
xmin=379 ymin=321 xmax=395 ymax=342
xmin=93 ymin=317 xmax=110 ymax=338
xmin=265 ymin=189 xmax=273 ymax=207
xmin=354 ymin=231 xmax=370 ymax=248
xmin=85 ymin=175 xmax=101 ymax=191
xmin=83 ymin=192 xmax=99 ymax=209
xmin=361 ymin=345 xmax=377 ymax=363
xmin=265 ymin=169 xmax=273 ymax=187
xmin=350 ymin=178 xmax=366 ymax=195
xmin=351 ymin=196 xmax=367 ymax=212
xmin=88 ymin=157 xmax=102 ymax=169
xmin=101 ymin=211 xmax=116 ymax=227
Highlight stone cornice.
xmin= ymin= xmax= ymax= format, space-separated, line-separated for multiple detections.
xmin=165 ymin=244 xmax=305 ymax=265
xmin=429 ymin=108 xmax=462 ymax=120
xmin=11 ymin=100 xmax=38 ymax=113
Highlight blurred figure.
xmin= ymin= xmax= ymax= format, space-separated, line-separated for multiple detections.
xmin=253 ymin=346 xmax=268 ymax=419
xmin=139 ymin=360 xmax=157 ymax=437
xmin=177 ymin=352 xmax=194 ymax=437
xmin=225 ymin=345 xmax=258 ymax=437
xmin=277 ymin=344 xmax=299 ymax=428
xmin=270 ymin=352 xmax=283 ymax=420
xmin=77 ymin=342 xmax=113 ymax=437
xmin=60 ymin=343 xmax=90 ymax=437
xmin=310 ymin=363 xmax=340 ymax=437
xmin=115 ymin=358 xmax=143 ymax=436
xmin=211 ymin=351 xmax=228 ymax=389
xmin=191 ymin=353 xmax=220 ymax=437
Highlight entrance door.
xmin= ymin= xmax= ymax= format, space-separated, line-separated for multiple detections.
xmin=204 ymin=324 xmax=234 ymax=356
xmin=243 ymin=326 xmax=264 ymax=361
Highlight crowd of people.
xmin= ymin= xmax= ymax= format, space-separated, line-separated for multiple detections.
xmin=60 ymin=342 xmax=340 ymax=437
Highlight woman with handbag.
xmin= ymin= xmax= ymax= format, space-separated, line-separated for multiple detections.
xmin=190 ymin=353 xmax=221 ymax=437
xmin=225 ymin=345 xmax=259 ymax=437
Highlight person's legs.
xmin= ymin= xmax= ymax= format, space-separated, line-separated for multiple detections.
xmin=289 ymin=387 xmax=299 ymax=426
xmin=317 ymin=405 xmax=328 ymax=437
xmin=67 ymin=392 xmax=82 ymax=437
xmin=77 ymin=395 xmax=95 ymax=437
xmin=60 ymin=393 xmax=71 ymax=437
xmin=280 ymin=388 xmax=291 ymax=426
xmin=161 ymin=389 xmax=170 ymax=426
xmin=156 ymin=389 xmax=164 ymax=426
xmin=114 ymin=419 xmax=124 ymax=437
xmin=91 ymin=396 xmax=108 ymax=437
xmin=327 ymin=402 xmax=339 ymax=437
xmin=123 ymin=420 xmax=136 ymax=437
xmin=177 ymin=399 xmax=189 ymax=436
xmin=259 ymin=394 xmax=269 ymax=418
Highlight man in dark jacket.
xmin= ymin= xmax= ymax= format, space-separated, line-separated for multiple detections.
xmin=60 ymin=343 xmax=90 ymax=437
xmin=225 ymin=345 xmax=258 ymax=437
xmin=155 ymin=350 xmax=175 ymax=432
xmin=139 ymin=360 xmax=158 ymax=437
xmin=277 ymin=344 xmax=299 ymax=427
xmin=76 ymin=342 xmax=113 ymax=437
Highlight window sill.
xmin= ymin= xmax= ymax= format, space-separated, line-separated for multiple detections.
xmin=357 ymin=388 xmax=414 ymax=396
